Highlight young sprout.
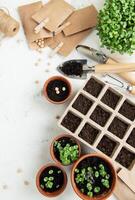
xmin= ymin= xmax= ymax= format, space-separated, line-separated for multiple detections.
xmin=101 ymin=179 xmax=110 ymax=188
xmin=87 ymin=183 xmax=92 ymax=191
xmin=75 ymin=168 xmax=79 ymax=173
xmin=58 ymin=170 xmax=62 ymax=174
xmin=49 ymin=170 xmax=53 ymax=175
xmin=45 ymin=181 xmax=53 ymax=189
xmin=44 ymin=177 xmax=49 ymax=182
xmin=95 ymin=171 xmax=99 ymax=178
xmin=49 ymin=177 xmax=54 ymax=181
xmin=87 ymin=191 xmax=93 ymax=197
xmin=40 ymin=184 xmax=44 ymax=189
xmin=94 ymin=186 xmax=100 ymax=193
xmin=81 ymin=188 xmax=84 ymax=193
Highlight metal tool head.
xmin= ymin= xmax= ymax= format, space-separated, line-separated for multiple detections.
xmin=57 ymin=59 xmax=89 ymax=79
xmin=76 ymin=45 xmax=108 ymax=64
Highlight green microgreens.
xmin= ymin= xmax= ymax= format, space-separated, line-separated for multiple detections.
xmin=75 ymin=163 xmax=111 ymax=197
xmin=54 ymin=140 xmax=79 ymax=165
xmin=97 ymin=0 xmax=135 ymax=54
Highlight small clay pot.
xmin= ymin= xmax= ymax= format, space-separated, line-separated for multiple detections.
xmin=43 ymin=76 xmax=72 ymax=104
xmin=71 ymin=153 xmax=117 ymax=200
xmin=36 ymin=163 xmax=67 ymax=197
xmin=50 ymin=134 xmax=81 ymax=166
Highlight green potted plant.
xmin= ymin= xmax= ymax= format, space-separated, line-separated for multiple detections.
xmin=50 ymin=134 xmax=81 ymax=166
xmin=97 ymin=0 xmax=135 ymax=56
xmin=71 ymin=154 xmax=117 ymax=200
xmin=36 ymin=163 xmax=67 ymax=197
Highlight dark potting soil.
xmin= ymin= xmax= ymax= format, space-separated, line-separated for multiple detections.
xmin=39 ymin=166 xmax=64 ymax=193
xmin=116 ymin=147 xmax=135 ymax=169
xmin=119 ymin=100 xmax=135 ymax=121
xmin=61 ymin=61 xmax=83 ymax=76
xmin=97 ymin=136 xmax=117 ymax=157
xmin=79 ymin=123 xmax=99 ymax=145
xmin=101 ymin=89 xmax=120 ymax=109
xmin=126 ymin=128 xmax=135 ymax=148
xmin=53 ymin=137 xmax=77 ymax=162
xmin=74 ymin=157 xmax=113 ymax=197
xmin=61 ymin=111 xmax=82 ymax=133
xmin=47 ymin=79 xmax=70 ymax=102
xmin=90 ymin=106 xmax=111 ymax=127
xmin=72 ymin=94 xmax=93 ymax=115
xmin=108 ymin=117 xmax=129 ymax=139
xmin=84 ymin=78 xmax=103 ymax=97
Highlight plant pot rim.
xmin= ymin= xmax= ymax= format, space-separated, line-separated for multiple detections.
xmin=36 ymin=163 xmax=67 ymax=197
xmin=43 ymin=76 xmax=72 ymax=104
xmin=71 ymin=153 xmax=117 ymax=200
xmin=50 ymin=134 xmax=81 ymax=166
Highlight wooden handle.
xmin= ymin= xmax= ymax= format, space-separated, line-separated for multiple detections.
xmin=107 ymin=58 xmax=135 ymax=85
xmin=95 ymin=63 xmax=135 ymax=74
xmin=130 ymin=86 xmax=135 ymax=95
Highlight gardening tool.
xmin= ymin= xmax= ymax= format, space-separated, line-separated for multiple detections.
xmin=76 ymin=45 xmax=135 ymax=85
xmin=103 ymin=74 xmax=135 ymax=95
xmin=57 ymin=59 xmax=135 ymax=79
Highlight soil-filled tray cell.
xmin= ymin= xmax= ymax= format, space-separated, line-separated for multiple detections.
xmin=97 ymin=135 xmax=117 ymax=157
xmin=90 ymin=105 xmax=111 ymax=127
xmin=101 ymin=89 xmax=121 ymax=109
xmin=126 ymin=128 xmax=135 ymax=148
xmin=61 ymin=111 xmax=82 ymax=133
xmin=84 ymin=77 xmax=104 ymax=97
xmin=78 ymin=123 xmax=99 ymax=145
xmin=119 ymin=100 xmax=135 ymax=121
xmin=116 ymin=147 xmax=135 ymax=169
xmin=72 ymin=94 xmax=93 ymax=115
xmin=108 ymin=117 xmax=129 ymax=139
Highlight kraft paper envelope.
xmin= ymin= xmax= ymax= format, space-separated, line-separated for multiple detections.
xmin=18 ymin=1 xmax=52 ymax=49
xmin=32 ymin=0 xmax=74 ymax=32
xmin=63 ymin=5 xmax=98 ymax=36
xmin=47 ymin=29 xmax=92 ymax=56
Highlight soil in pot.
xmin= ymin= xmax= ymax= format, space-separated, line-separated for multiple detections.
xmin=115 ymin=147 xmax=135 ymax=169
xmin=97 ymin=136 xmax=117 ymax=157
xmin=46 ymin=79 xmax=70 ymax=102
xmin=90 ymin=105 xmax=111 ymax=127
xmin=39 ymin=166 xmax=64 ymax=193
xmin=61 ymin=111 xmax=82 ymax=133
xmin=53 ymin=137 xmax=80 ymax=165
xmin=72 ymin=94 xmax=93 ymax=115
xmin=108 ymin=117 xmax=129 ymax=139
xmin=101 ymin=89 xmax=121 ymax=109
xmin=84 ymin=78 xmax=104 ymax=98
xmin=119 ymin=100 xmax=135 ymax=121
xmin=126 ymin=128 xmax=135 ymax=148
xmin=79 ymin=123 xmax=99 ymax=145
xmin=74 ymin=156 xmax=113 ymax=198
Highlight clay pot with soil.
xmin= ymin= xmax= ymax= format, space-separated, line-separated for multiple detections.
xmin=71 ymin=154 xmax=117 ymax=200
xmin=36 ymin=163 xmax=67 ymax=197
xmin=43 ymin=76 xmax=72 ymax=104
xmin=50 ymin=134 xmax=81 ymax=166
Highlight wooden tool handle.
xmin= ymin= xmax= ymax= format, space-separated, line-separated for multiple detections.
xmin=130 ymin=86 xmax=135 ymax=95
xmin=107 ymin=58 xmax=135 ymax=85
xmin=95 ymin=63 xmax=135 ymax=74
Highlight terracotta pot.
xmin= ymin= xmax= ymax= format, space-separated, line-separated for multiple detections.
xmin=71 ymin=153 xmax=117 ymax=200
xmin=36 ymin=163 xmax=67 ymax=197
xmin=43 ymin=76 xmax=72 ymax=104
xmin=50 ymin=134 xmax=81 ymax=166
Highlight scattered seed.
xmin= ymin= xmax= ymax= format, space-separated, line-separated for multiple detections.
xmin=2 ymin=185 xmax=8 ymax=190
xmin=35 ymin=80 xmax=39 ymax=84
xmin=56 ymin=115 xmax=60 ymax=120
xmin=17 ymin=168 xmax=23 ymax=174
xmin=24 ymin=180 xmax=30 ymax=186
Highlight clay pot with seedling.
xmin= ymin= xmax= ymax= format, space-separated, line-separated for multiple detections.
xmin=36 ymin=163 xmax=67 ymax=197
xmin=71 ymin=154 xmax=117 ymax=200
xmin=43 ymin=76 xmax=72 ymax=104
xmin=50 ymin=134 xmax=81 ymax=166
